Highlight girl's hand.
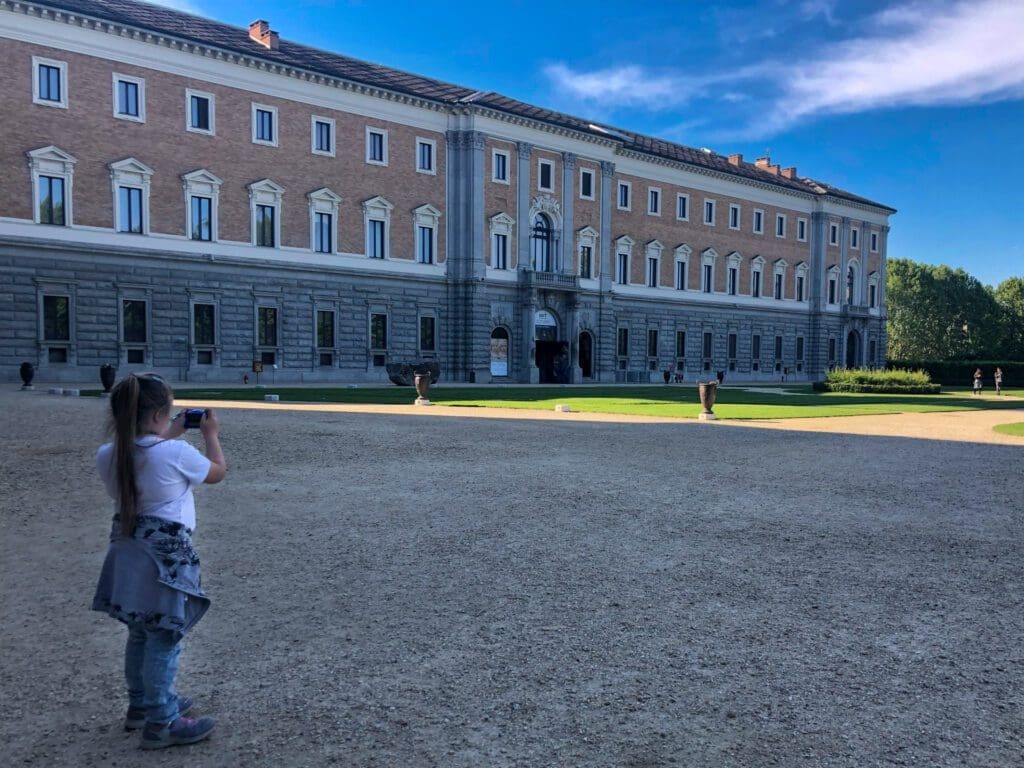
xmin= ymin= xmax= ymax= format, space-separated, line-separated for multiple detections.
xmin=200 ymin=408 xmax=220 ymax=439
xmin=163 ymin=412 xmax=187 ymax=439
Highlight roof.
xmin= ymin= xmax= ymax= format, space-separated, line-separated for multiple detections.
xmin=30 ymin=0 xmax=895 ymax=213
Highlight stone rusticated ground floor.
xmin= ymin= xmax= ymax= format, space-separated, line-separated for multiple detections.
xmin=1 ymin=241 xmax=886 ymax=384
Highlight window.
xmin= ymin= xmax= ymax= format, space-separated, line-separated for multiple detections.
xmin=255 ymin=205 xmax=275 ymax=247
xmin=37 ymin=176 xmax=65 ymax=226
xmin=617 ymin=327 xmax=629 ymax=357
xmin=113 ymin=74 xmax=144 ymax=122
xmin=186 ymin=89 xmax=214 ymax=134
xmin=752 ymin=269 xmax=762 ymax=298
xmin=579 ymin=245 xmax=592 ymax=279
xmin=869 ymin=339 xmax=877 ymax=365
xmin=258 ymin=306 xmax=278 ymax=347
xmin=413 ymin=205 xmax=441 ymax=265
xmin=728 ymin=266 xmax=738 ymax=295
xmin=312 ymin=117 xmax=335 ymax=156
xmin=43 ymin=295 xmax=70 ymax=344
xmin=703 ymin=264 xmax=713 ymax=293
xmin=774 ymin=272 xmax=783 ymax=299
xmin=869 ymin=283 xmax=877 ymax=308
xmin=363 ymin=196 xmax=393 ymax=259
xmin=648 ymin=188 xmax=661 ymax=216
xmin=183 ymin=169 xmax=221 ymax=243
xmin=417 ymin=226 xmax=434 ymax=264
xmin=416 ymin=138 xmax=436 ymax=174
xmin=366 ymin=128 xmax=388 ymax=165
xmin=871 ymin=231 xmax=879 ymax=252
xmin=828 ymin=275 xmax=838 ymax=304
xmin=828 ymin=337 xmax=836 ymax=363
xmin=370 ymin=312 xmax=388 ymax=354
xmin=317 ymin=309 xmax=335 ymax=349
xmin=493 ymin=233 xmax=508 ymax=269
xmin=617 ymin=181 xmax=631 ymax=210
xmin=647 ymin=329 xmax=659 ymax=359
xmin=489 ymin=213 xmax=514 ymax=269
xmin=675 ymin=331 xmax=686 ymax=361
xmin=531 ymin=214 xmax=554 ymax=271
xmin=676 ymin=193 xmax=689 ymax=221
xmin=753 ymin=209 xmax=764 ymax=234
xmin=851 ymin=227 xmax=859 ymax=249
xmin=774 ymin=335 xmax=783 ymax=360
xmin=752 ymin=334 xmax=761 ymax=361
xmin=829 ymin=222 xmax=839 ymax=245
xmin=702 ymin=332 xmax=713 ymax=359
xmin=29 ymin=146 xmax=76 ymax=227
xmin=729 ymin=204 xmax=740 ymax=229
xmin=703 ymin=199 xmax=716 ymax=225
xmin=617 ymin=252 xmax=629 ymax=284
xmin=492 ymin=150 xmax=509 ymax=183
xmin=314 ymin=212 xmax=333 ymax=253
xmin=797 ymin=218 xmax=807 ymax=242
xmin=580 ymin=169 xmax=594 ymax=200
xmin=646 ymin=256 xmax=658 ymax=288
xmin=122 ymin=299 xmax=148 ymax=362
xmin=773 ymin=260 xmax=787 ymax=300
xmin=117 ymin=187 xmax=143 ymax=233
xmin=190 ymin=196 xmax=212 ymax=241
xmin=110 ymin=158 xmax=153 ymax=235
xmin=33 ymin=57 xmax=67 ymax=108
xmin=796 ymin=274 xmax=805 ymax=302
xmin=538 ymin=160 xmax=554 ymax=191
xmin=728 ymin=333 xmax=738 ymax=361
xmin=776 ymin=214 xmax=786 ymax=238
xmin=252 ymin=104 xmax=277 ymax=146
xmin=368 ymin=219 xmax=385 ymax=258
xmin=796 ymin=337 xmax=804 ymax=361
xmin=193 ymin=303 xmax=215 ymax=347
xmin=420 ymin=316 xmax=436 ymax=352
xmin=675 ymin=259 xmax=687 ymax=290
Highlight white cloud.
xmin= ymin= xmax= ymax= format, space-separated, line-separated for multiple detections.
xmin=544 ymin=0 xmax=1024 ymax=140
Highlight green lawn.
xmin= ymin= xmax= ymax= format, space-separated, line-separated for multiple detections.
xmin=993 ymin=421 xmax=1024 ymax=437
xmin=83 ymin=383 xmax=1024 ymax=421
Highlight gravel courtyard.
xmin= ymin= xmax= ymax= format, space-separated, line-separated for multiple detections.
xmin=2 ymin=389 xmax=1022 ymax=767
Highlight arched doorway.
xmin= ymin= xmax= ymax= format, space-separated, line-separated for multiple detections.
xmin=846 ymin=330 xmax=860 ymax=369
xmin=490 ymin=327 xmax=510 ymax=378
xmin=578 ymin=331 xmax=594 ymax=379
xmin=534 ymin=309 xmax=567 ymax=383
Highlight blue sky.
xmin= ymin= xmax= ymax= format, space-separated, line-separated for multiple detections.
xmin=164 ymin=0 xmax=1022 ymax=288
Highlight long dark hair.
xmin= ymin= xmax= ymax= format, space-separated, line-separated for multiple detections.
xmin=107 ymin=373 xmax=173 ymax=537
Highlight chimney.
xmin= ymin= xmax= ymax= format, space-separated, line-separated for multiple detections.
xmin=249 ymin=19 xmax=279 ymax=50
xmin=755 ymin=156 xmax=771 ymax=168
xmin=728 ymin=153 xmax=743 ymax=166
xmin=781 ymin=167 xmax=798 ymax=179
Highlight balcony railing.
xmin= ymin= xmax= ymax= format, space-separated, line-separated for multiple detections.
xmin=519 ymin=269 xmax=579 ymax=291
xmin=844 ymin=304 xmax=871 ymax=317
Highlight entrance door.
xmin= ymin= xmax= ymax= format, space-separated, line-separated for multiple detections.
xmin=536 ymin=340 xmax=570 ymax=383
xmin=578 ymin=331 xmax=593 ymax=378
xmin=846 ymin=330 xmax=859 ymax=369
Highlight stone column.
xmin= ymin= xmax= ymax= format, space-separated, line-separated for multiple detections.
xmin=596 ymin=161 xmax=616 ymax=382
xmin=516 ymin=142 xmax=532 ymax=271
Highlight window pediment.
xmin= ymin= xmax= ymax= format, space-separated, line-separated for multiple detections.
xmin=109 ymin=157 xmax=154 ymax=180
xmin=28 ymin=145 xmax=77 ymax=173
xmin=363 ymin=195 xmax=394 ymax=214
xmin=701 ymin=247 xmax=718 ymax=261
xmin=674 ymin=243 xmax=692 ymax=258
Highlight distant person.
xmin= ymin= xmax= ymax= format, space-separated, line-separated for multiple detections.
xmin=92 ymin=373 xmax=226 ymax=749
xmin=973 ymin=368 xmax=983 ymax=395
xmin=994 ymin=367 xmax=1004 ymax=395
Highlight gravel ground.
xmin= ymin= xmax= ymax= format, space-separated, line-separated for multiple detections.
xmin=1 ymin=389 xmax=1022 ymax=768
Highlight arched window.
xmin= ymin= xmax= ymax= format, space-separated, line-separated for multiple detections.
xmin=490 ymin=327 xmax=510 ymax=377
xmin=531 ymin=213 xmax=553 ymax=272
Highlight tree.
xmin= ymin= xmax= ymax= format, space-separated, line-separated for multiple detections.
xmin=995 ymin=277 xmax=1024 ymax=360
xmin=886 ymin=259 xmax=1004 ymax=360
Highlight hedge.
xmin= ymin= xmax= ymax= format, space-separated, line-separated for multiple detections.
xmin=813 ymin=367 xmax=941 ymax=394
xmin=887 ymin=360 xmax=1023 ymax=386
xmin=813 ymin=382 xmax=942 ymax=394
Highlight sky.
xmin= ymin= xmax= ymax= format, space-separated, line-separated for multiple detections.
xmin=159 ymin=0 xmax=1022 ymax=288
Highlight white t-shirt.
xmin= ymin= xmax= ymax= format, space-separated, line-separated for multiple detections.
xmin=97 ymin=435 xmax=211 ymax=530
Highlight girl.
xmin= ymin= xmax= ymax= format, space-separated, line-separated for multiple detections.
xmin=973 ymin=368 xmax=983 ymax=395
xmin=92 ymin=373 xmax=226 ymax=749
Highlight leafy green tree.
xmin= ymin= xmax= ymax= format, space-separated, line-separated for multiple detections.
xmin=995 ymin=277 xmax=1024 ymax=360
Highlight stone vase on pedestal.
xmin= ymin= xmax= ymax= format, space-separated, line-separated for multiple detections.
xmin=100 ymin=364 xmax=117 ymax=393
xmin=414 ymin=373 xmax=431 ymax=406
xmin=19 ymin=362 xmax=35 ymax=390
xmin=698 ymin=381 xmax=718 ymax=420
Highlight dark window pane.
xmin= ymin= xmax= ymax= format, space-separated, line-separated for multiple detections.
xmin=48 ymin=347 xmax=68 ymax=363
xmin=191 ymin=96 xmax=210 ymax=130
xmin=123 ymin=300 xmax=147 ymax=343
xmin=127 ymin=349 xmax=144 ymax=364
xmin=256 ymin=109 xmax=274 ymax=141
xmin=193 ymin=303 xmax=215 ymax=345
xmin=43 ymin=295 xmax=69 ymax=340
xmin=420 ymin=316 xmax=435 ymax=351
xmin=317 ymin=310 xmax=335 ymax=348
xmin=315 ymin=212 xmax=332 ymax=253
xmin=370 ymin=313 xmax=388 ymax=349
xmin=118 ymin=81 xmax=139 ymax=116
xmin=258 ymin=307 xmax=278 ymax=346
xmin=191 ymin=196 xmax=212 ymax=240
xmin=256 ymin=205 xmax=275 ymax=246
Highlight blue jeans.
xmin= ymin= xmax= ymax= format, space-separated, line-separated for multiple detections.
xmin=125 ymin=623 xmax=182 ymax=724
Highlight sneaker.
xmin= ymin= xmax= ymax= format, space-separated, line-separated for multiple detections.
xmin=140 ymin=716 xmax=215 ymax=750
xmin=125 ymin=695 xmax=194 ymax=731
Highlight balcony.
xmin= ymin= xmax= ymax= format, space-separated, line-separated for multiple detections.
xmin=843 ymin=304 xmax=871 ymax=317
xmin=519 ymin=269 xmax=579 ymax=291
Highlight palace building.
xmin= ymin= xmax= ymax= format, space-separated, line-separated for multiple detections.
xmin=0 ymin=0 xmax=895 ymax=385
